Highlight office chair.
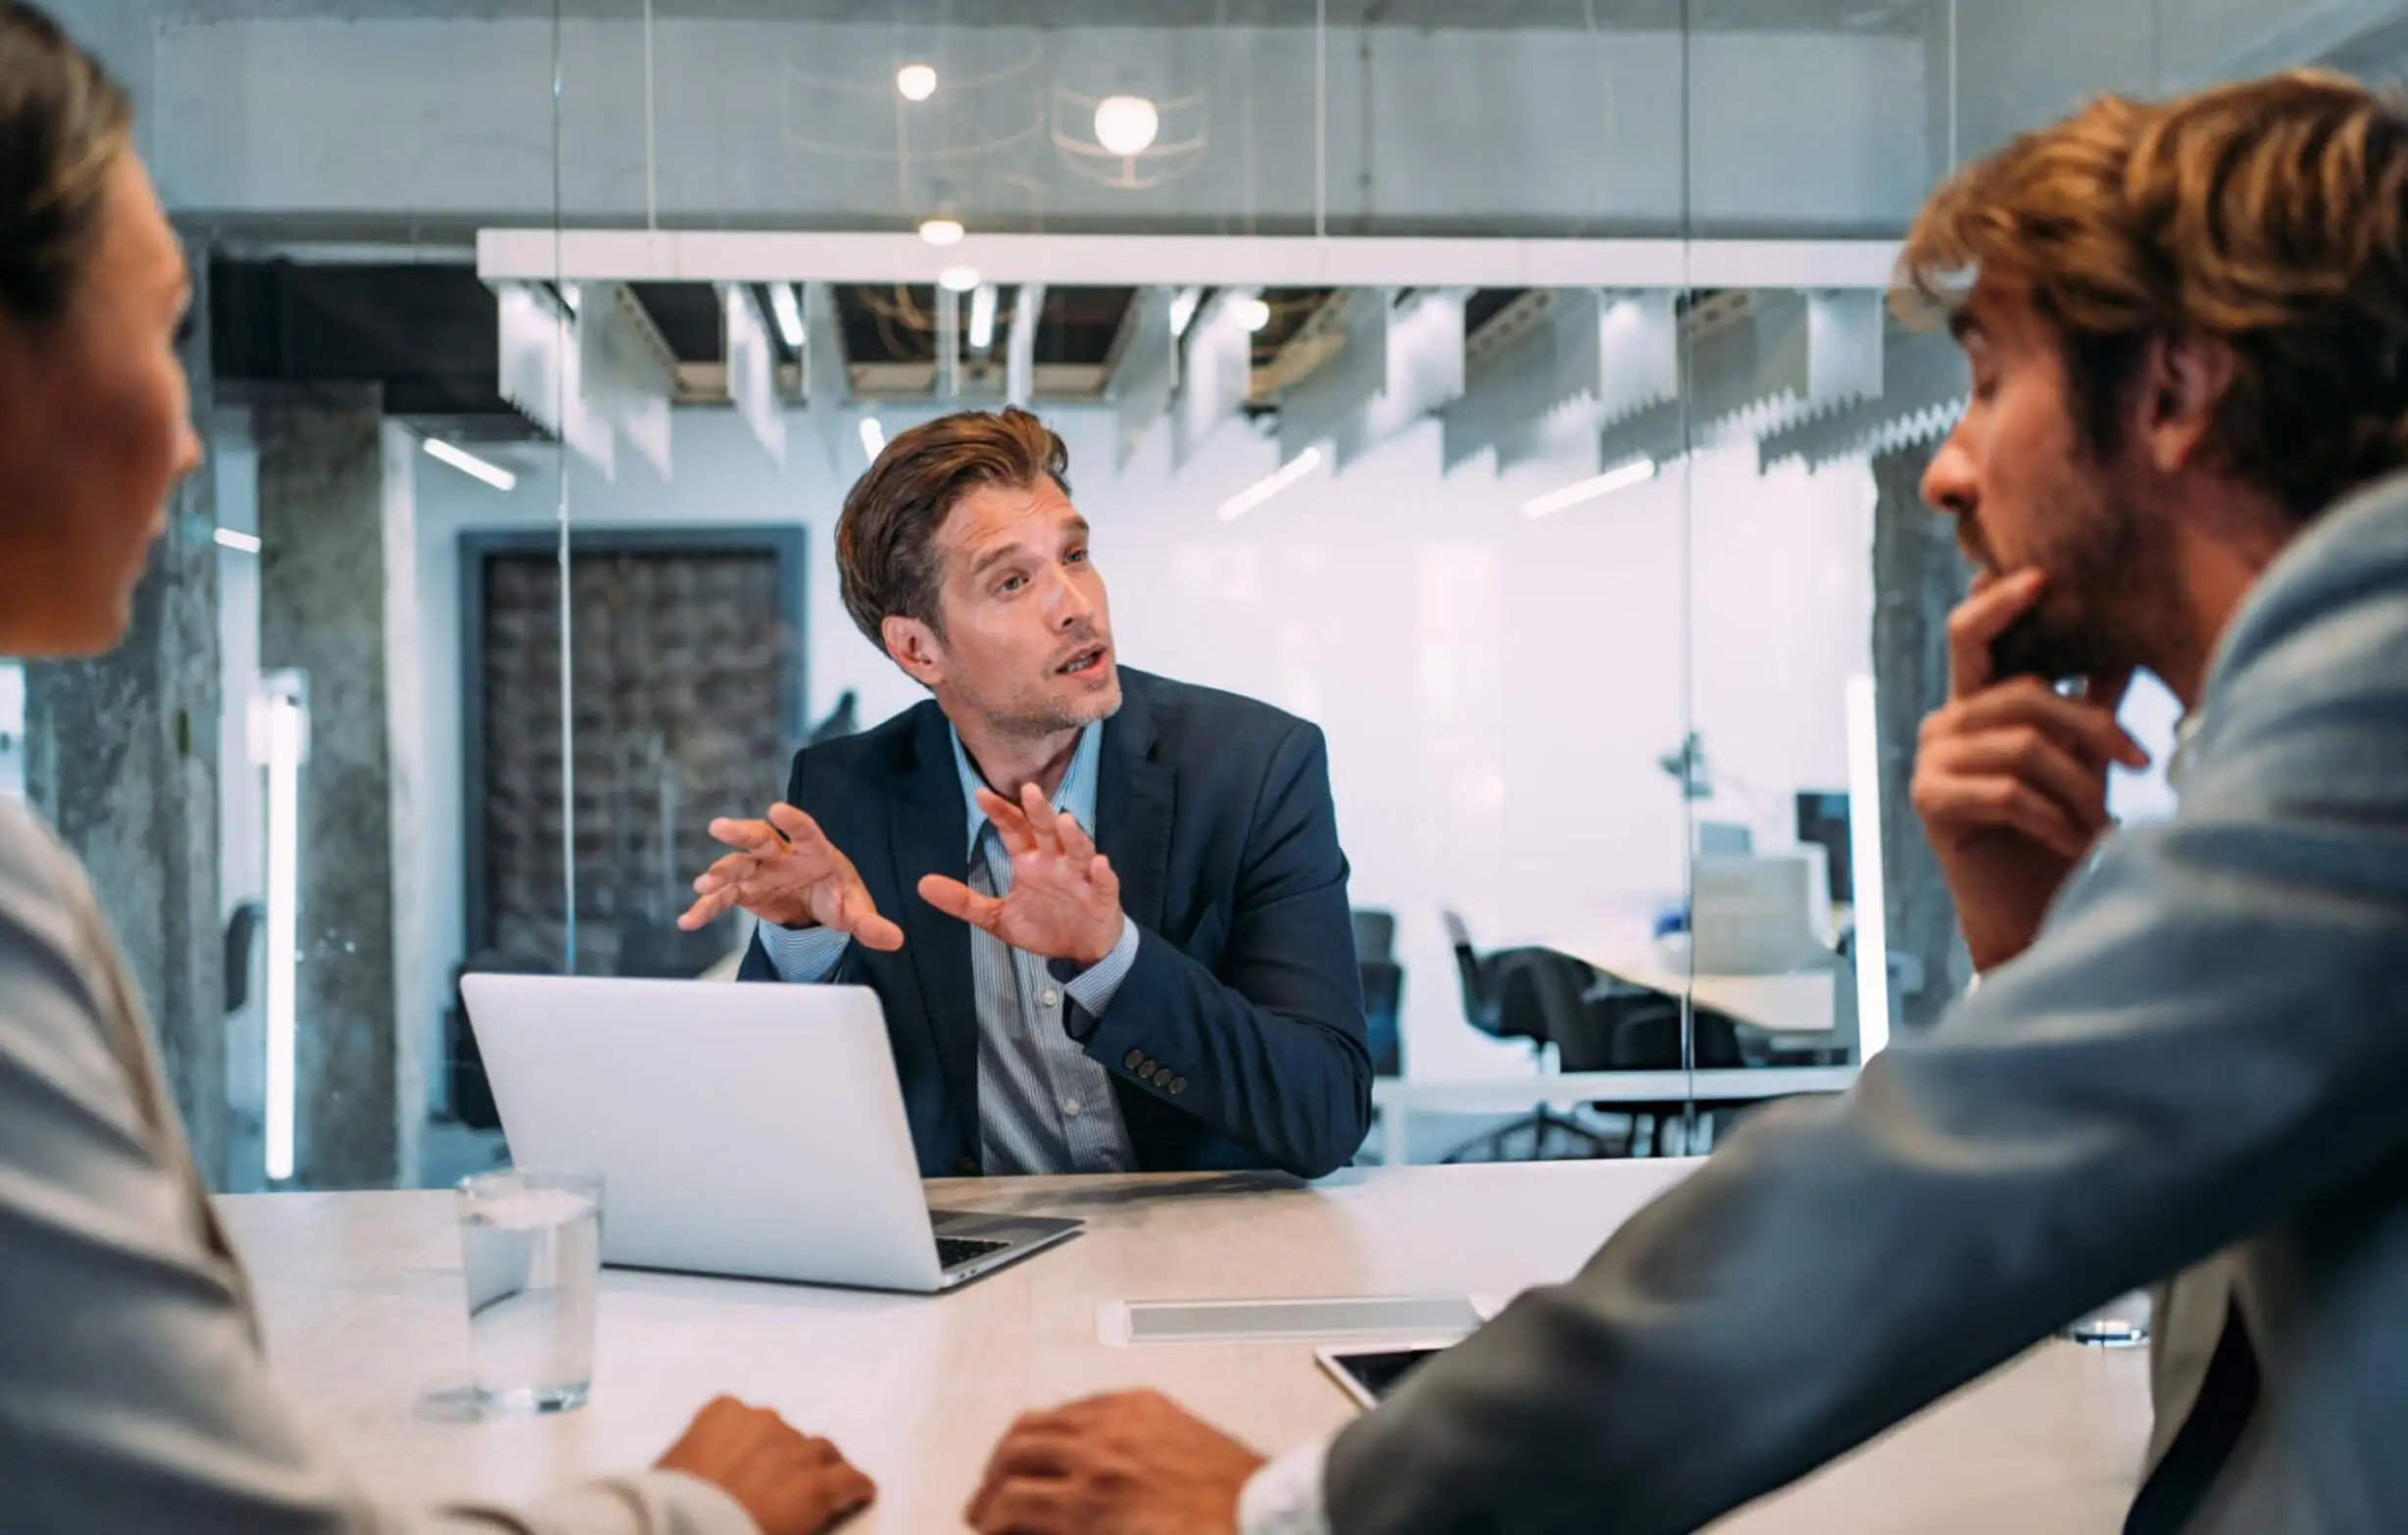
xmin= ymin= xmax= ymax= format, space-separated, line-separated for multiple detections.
xmin=1438 ymin=912 xmax=1624 ymax=1163
xmin=1591 ymin=991 xmax=1749 ymax=1156
xmin=1359 ymin=958 xmax=1404 ymax=1079
xmin=1348 ymin=909 xmax=1404 ymax=1168
xmin=1351 ymin=909 xmax=1397 ymax=965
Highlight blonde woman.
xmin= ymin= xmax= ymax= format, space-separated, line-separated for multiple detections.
xmin=0 ymin=6 xmax=870 ymax=1531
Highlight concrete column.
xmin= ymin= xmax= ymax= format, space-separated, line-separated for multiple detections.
xmin=1870 ymin=443 xmax=1973 ymax=1029
xmin=24 ymin=256 xmax=227 ymax=1184
xmin=255 ymin=391 xmax=418 ymax=1188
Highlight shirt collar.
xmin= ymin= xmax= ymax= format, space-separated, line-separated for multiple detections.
xmin=2166 ymin=710 xmax=2203 ymax=797
xmin=950 ymin=719 xmax=1106 ymax=858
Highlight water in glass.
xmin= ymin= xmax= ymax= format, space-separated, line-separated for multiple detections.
xmin=457 ymin=1170 xmax=602 ymax=1415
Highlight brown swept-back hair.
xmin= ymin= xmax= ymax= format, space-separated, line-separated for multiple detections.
xmin=0 ymin=0 xmax=131 ymax=326
xmin=835 ymin=406 xmax=1071 ymax=648
xmin=1898 ymin=69 xmax=2408 ymax=522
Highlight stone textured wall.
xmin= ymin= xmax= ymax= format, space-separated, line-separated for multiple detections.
xmin=1870 ymin=443 xmax=1973 ymax=1029
xmin=257 ymin=393 xmax=401 ymax=1188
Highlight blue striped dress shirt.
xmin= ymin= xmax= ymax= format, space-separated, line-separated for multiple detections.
xmin=755 ymin=719 xmax=1142 ymax=1174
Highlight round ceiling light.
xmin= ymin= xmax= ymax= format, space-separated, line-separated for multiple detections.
xmin=896 ymin=63 xmax=938 ymax=102
xmin=938 ymin=266 xmax=981 ymax=293
xmin=1093 ymin=93 xmax=1161 ymax=157
xmin=1236 ymin=295 xmax=1273 ymax=332
xmin=918 ymin=217 xmax=965 ymax=247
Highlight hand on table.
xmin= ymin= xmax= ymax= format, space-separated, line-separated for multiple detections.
xmin=677 ymin=803 xmax=905 ymax=952
xmin=656 ymin=1396 xmax=876 ymax=1535
xmin=966 ymin=1390 xmax=1263 ymax=1535
xmin=1911 ymin=568 xmax=2151 ymax=972
xmin=918 ymin=784 xmax=1127 ymax=967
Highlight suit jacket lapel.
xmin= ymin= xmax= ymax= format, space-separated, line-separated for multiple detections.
xmin=1097 ymin=676 xmax=1175 ymax=938
xmin=888 ymin=703 xmax=981 ymax=1146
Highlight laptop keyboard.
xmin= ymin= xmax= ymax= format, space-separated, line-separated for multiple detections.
xmin=936 ymin=1235 xmax=1010 ymax=1270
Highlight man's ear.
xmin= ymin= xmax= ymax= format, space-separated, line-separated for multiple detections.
xmin=2138 ymin=330 xmax=2236 ymax=474
xmin=882 ymin=614 xmax=946 ymax=688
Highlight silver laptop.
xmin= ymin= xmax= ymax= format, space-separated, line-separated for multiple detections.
xmin=460 ymin=974 xmax=1081 ymax=1294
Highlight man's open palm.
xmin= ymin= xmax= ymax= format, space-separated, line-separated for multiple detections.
xmin=918 ymin=785 xmax=1126 ymax=966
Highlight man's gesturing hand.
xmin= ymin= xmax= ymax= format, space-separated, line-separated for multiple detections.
xmin=917 ymin=784 xmax=1126 ymax=966
xmin=678 ymin=803 xmax=905 ymax=951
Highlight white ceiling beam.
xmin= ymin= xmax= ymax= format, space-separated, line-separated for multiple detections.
xmin=801 ymin=281 xmax=851 ymax=474
xmin=1173 ymin=287 xmax=1254 ymax=470
xmin=478 ymin=229 xmax=1902 ymax=292
xmin=1109 ymin=288 xmax=1179 ymax=470
xmin=1006 ymin=281 xmax=1047 ymax=409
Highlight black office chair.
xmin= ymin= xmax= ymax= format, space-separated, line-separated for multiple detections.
xmin=1438 ymin=911 xmax=1623 ymax=1163
xmin=1350 ymin=908 xmax=1403 ymax=1078
xmin=1359 ymin=958 xmax=1404 ymax=1079
xmin=1586 ymin=990 xmax=1751 ymax=1156
xmin=1351 ymin=909 xmax=1397 ymax=965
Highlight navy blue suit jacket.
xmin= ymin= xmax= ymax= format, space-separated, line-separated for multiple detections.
xmin=737 ymin=668 xmax=1372 ymax=1180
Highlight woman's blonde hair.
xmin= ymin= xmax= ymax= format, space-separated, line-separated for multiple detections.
xmin=0 ymin=0 xmax=131 ymax=325
xmin=1899 ymin=70 xmax=2408 ymax=521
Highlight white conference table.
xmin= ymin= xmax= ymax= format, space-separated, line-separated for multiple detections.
xmin=222 ymin=1162 xmax=2150 ymax=1533
xmin=1552 ymin=937 xmax=1841 ymax=1038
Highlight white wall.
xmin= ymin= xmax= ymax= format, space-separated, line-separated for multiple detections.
xmin=409 ymin=401 xmax=1876 ymax=1090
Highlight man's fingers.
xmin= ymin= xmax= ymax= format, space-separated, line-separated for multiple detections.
xmin=1018 ymin=783 xmax=1067 ymax=859
xmin=693 ymin=850 xmax=758 ymax=895
xmin=764 ymin=803 xmax=833 ymax=854
xmin=968 ymin=1478 xmax=1076 ymax=1535
xmin=1056 ymin=813 xmax=1098 ymax=864
xmin=981 ymin=1429 xmax=1081 ymax=1481
xmin=919 ymin=874 xmax=1007 ymax=933
xmin=1919 ymin=731 xmax=2111 ymax=835
xmin=976 ymin=787 xmax=1041 ymax=858
xmin=843 ymin=888 xmax=907 ymax=953
xmin=707 ymin=817 xmax=782 ymax=854
xmin=674 ymin=886 xmax=742 ymax=931
xmin=1941 ymin=679 xmax=2152 ymax=768
xmin=1918 ymin=776 xmax=2096 ymax=861
xmin=825 ymin=1462 xmax=877 ymax=1515
xmin=1945 ymin=568 xmax=2048 ymax=698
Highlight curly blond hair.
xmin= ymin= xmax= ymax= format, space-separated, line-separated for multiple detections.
xmin=1898 ymin=70 xmax=2408 ymax=521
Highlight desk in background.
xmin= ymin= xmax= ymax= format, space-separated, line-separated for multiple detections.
xmin=221 ymin=1163 xmax=2149 ymax=1533
xmin=1369 ymin=1066 xmax=1857 ymax=1164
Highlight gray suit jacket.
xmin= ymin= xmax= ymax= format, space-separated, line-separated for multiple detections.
xmin=1324 ymin=472 xmax=2408 ymax=1534
xmin=0 ymin=804 xmax=756 ymax=1533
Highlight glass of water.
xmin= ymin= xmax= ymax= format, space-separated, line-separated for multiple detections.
xmin=456 ymin=1168 xmax=604 ymax=1416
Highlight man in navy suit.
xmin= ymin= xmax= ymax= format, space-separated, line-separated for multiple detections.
xmin=680 ymin=407 xmax=1370 ymax=1180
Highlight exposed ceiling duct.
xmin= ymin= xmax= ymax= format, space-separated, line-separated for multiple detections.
xmin=577 ymin=281 xmax=678 ymax=479
xmin=1109 ymin=287 xmax=1180 ymax=470
xmin=1756 ymin=318 xmax=1970 ymax=472
xmin=1277 ymin=288 xmax=1471 ymax=471
xmin=1173 ymin=287 xmax=1255 ymax=470
xmin=1594 ymin=288 xmax=1888 ymax=470
xmin=802 ymin=280 xmax=853 ymax=473
xmin=1440 ymin=289 xmax=1680 ymax=477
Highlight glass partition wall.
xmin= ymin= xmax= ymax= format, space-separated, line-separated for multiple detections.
xmin=11 ymin=0 xmax=2339 ymax=1186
